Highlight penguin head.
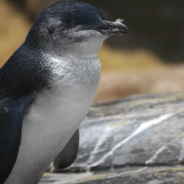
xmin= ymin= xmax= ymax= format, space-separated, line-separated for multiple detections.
xmin=26 ymin=1 xmax=128 ymax=56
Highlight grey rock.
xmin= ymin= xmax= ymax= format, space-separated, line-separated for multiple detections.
xmin=40 ymin=166 xmax=184 ymax=184
xmin=62 ymin=92 xmax=184 ymax=170
xmin=44 ymin=92 xmax=184 ymax=183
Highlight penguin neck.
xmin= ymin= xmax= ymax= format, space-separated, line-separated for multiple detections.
xmin=25 ymin=27 xmax=105 ymax=59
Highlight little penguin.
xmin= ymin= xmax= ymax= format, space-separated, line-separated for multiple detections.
xmin=0 ymin=1 xmax=128 ymax=184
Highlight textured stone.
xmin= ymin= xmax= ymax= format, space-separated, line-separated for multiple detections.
xmin=41 ymin=167 xmax=184 ymax=184
xmin=61 ymin=92 xmax=184 ymax=170
xmin=42 ymin=92 xmax=184 ymax=183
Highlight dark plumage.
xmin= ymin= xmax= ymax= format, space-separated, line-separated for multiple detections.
xmin=0 ymin=95 xmax=33 ymax=183
xmin=26 ymin=0 xmax=104 ymax=48
xmin=0 ymin=46 xmax=50 ymax=100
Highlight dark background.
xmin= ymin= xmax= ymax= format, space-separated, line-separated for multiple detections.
xmin=7 ymin=0 xmax=184 ymax=62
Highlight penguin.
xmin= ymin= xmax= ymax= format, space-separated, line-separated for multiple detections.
xmin=0 ymin=1 xmax=128 ymax=183
xmin=51 ymin=128 xmax=79 ymax=171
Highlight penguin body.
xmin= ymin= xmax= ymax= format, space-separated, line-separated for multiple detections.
xmin=1 ymin=47 xmax=100 ymax=184
xmin=0 ymin=1 xmax=127 ymax=183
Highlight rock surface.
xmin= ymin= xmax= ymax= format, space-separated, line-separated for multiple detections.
xmin=42 ymin=92 xmax=184 ymax=183
xmin=41 ymin=166 xmax=184 ymax=184
xmin=71 ymin=92 xmax=184 ymax=170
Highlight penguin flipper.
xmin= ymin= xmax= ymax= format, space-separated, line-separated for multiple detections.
xmin=0 ymin=94 xmax=33 ymax=184
xmin=53 ymin=129 xmax=79 ymax=170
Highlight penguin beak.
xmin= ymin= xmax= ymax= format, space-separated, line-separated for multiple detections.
xmin=94 ymin=19 xmax=128 ymax=35
xmin=73 ymin=19 xmax=128 ymax=36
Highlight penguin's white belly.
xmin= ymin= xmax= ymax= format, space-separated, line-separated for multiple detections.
xmin=5 ymin=56 xmax=101 ymax=184
xmin=5 ymin=89 xmax=96 ymax=184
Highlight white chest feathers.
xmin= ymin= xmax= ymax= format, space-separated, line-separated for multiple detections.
xmin=5 ymin=55 xmax=101 ymax=184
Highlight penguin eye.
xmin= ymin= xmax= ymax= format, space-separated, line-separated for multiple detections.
xmin=71 ymin=21 xmax=79 ymax=26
